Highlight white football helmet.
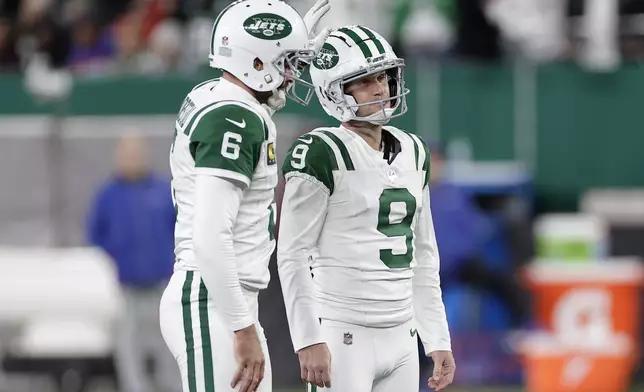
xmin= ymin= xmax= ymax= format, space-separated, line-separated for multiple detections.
xmin=208 ymin=0 xmax=316 ymax=108
xmin=309 ymin=25 xmax=409 ymax=124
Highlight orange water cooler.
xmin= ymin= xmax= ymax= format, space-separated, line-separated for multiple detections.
xmin=520 ymin=259 xmax=643 ymax=392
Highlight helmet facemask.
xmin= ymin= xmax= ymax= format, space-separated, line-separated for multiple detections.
xmin=270 ymin=49 xmax=317 ymax=107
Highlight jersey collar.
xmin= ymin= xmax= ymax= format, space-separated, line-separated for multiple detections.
xmin=217 ymin=78 xmax=275 ymax=118
xmin=217 ymin=78 xmax=258 ymax=103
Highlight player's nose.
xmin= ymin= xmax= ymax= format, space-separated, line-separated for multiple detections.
xmin=373 ymin=82 xmax=385 ymax=98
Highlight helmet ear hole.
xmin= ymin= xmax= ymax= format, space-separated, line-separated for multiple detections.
xmin=254 ymin=58 xmax=264 ymax=71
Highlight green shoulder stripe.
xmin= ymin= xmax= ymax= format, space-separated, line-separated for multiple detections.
xmin=282 ymin=134 xmax=338 ymax=194
xmin=191 ymin=78 xmax=219 ymax=91
xmin=321 ymin=131 xmax=355 ymax=171
xmin=412 ymin=137 xmax=420 ymax=170
xmin=405 ymin=131 xmax=430 ymax=187
xmin=422 ymin=141 xmax=431 ymax=187
xmin=189 ymin=104 xmax=265 ymax=182
xmin=182 ymin=102 xmax=217 ymax=136
xmin=406 ymin=132 xmax=423 ymax=171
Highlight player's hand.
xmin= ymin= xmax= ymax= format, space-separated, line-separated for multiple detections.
xmin=297 ymin=342 xmax=332 ymax=388
xmin=231 ymin=325 xmax=265 ymax=392
xmin=303 ymin=0 xmax=330 ymax=38
xmin=307 ymin=27 xmax=331 ymax=57
xmin=428 ymin=350 xmax=455 ymax=391
xmin=302 ymin=0 xmax=331 ymax=62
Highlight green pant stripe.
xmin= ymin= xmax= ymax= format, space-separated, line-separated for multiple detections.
xmin=356 ymin=26 xmax=385 ymax=54
xmin=321 ymin=131 xmax=355 ymax=170
xmin=338 ymin=27 xmax=372 ymax=59
xmin=181 ymin=271 xmax=197 ymax=392
xmin=198 ymin=280 xmax=215 ymax=392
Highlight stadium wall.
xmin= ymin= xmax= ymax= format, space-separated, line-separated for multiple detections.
xmin=2 ymin=61 xmax=642 ymax=214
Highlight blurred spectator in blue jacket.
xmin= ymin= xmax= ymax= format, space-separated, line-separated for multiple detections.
xmin=428 ymin=142 xmax=527 ymax=328
xmin=87 ymin=133 xmax=180 ymax=392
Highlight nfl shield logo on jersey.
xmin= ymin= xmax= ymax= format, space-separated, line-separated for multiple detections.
xmin=386 ymin=167 xmax=397 ymax=183
xmin=222 ymin=36 xmax=229 ymax=46
xmin=343 ymin=332 xmax=353 ymax=345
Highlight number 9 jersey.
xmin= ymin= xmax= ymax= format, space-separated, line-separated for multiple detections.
xmin=278 ymin=125 xmax=451 ymax=355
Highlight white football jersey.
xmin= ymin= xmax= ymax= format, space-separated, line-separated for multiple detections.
xmin=170 ymin=77 xmax=278 ymax=290
xmin=281 ymin=125 xmax=430 ymax=328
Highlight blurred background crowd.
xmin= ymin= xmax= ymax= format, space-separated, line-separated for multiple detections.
xmin=2 ymin=0 xmax=644 ymax=75
xmin=1 ymin=0 xmax=644 ymax=392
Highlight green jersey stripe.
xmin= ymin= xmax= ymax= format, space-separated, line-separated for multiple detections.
xmin=230 ymin=100 xmax=268 ymax=139
xmin=407 ymin=132 xmax=430 ymax=187
xmin=184 ymin=100 xmax=265 ymax=140
xmin=408 ymin=133 xmax=424 ymax=171
xmin=321 ymin=131 xmax=355 ymax=170
xmin=262 ymin=120 xmax=269 ymax=140
xmin=198 ymin=280 xmax=215 ymax=392
xmin=337 ymin=27 xmax=372 ymax=58
xmin=183 ymin=102 xmax=220 ymax=136
xmin=309 ymin=131 xmax=345 ymax=174
xmin=181 ymin=271 xmax=197 ymax=392
xmin=217 ymin=99 xmax=268 ymax=139
xmin=192 ymin=78 xmax=220 ymax=92
xmin=214 ymin=100 xmax=268 ymax=140
xmin=356 ymin=26 xmax=385 ymax=54
xmin=412 ymin=136 xmax=420 ymax=171
xmin=422 ymin=142 xmax=431 ymax=187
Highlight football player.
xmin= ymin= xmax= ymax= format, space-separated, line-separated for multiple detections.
xmin=159 ymin=1 xmax=330 ymax=392
xmin=277 ymin=26 xmax=455 ymax=392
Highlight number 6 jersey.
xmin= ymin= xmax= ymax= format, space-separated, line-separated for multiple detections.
xmin=170 ymin=78 xmax=278 ymax=291
xmin=278 ymin=126 xmax=451 ymax=355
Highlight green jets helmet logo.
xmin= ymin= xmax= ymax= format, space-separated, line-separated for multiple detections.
xmin=243 ymin=13 xmax=292 ymax=40
xmin=313 ymin=43 xmax=339 ymax=70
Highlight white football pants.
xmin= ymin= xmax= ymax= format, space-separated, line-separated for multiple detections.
xmin=159 ymin=270 xmax=272 ymax=392
xmin=309 ymin=318 xmax=419 ymax=392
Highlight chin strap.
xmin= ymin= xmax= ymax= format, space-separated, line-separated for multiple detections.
xmin=344 ymin=93 xmax=394 ymax=125
xmin=361 ymin=108 xmax=396 ymax=125
xmin=266 ymin=88 xmax=286 ymax=111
